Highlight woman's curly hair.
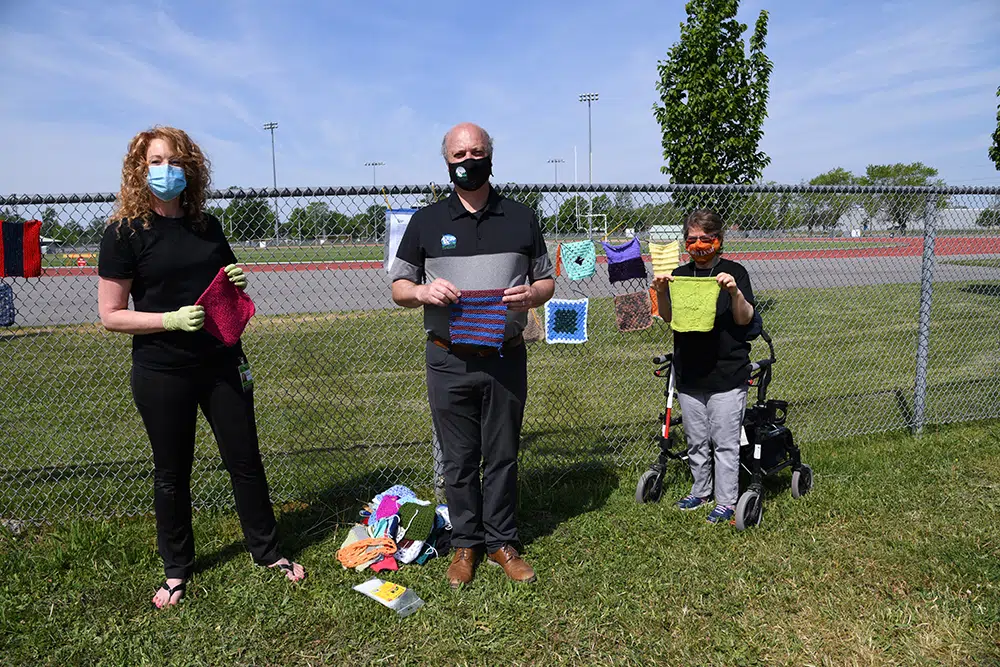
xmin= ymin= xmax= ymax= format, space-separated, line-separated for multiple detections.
xmin=110 ymin=126 xmax=212 ymax=230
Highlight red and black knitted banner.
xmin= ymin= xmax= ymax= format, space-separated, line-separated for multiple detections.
xmin=0 ymin=220 xmax=43 ymax=278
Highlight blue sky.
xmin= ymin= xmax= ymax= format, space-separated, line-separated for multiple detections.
xmin=1 ymin=0 xmax=999 ymax=195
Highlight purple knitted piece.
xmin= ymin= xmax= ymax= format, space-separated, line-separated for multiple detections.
xmin=602 ymin=237 xmax=647 ymax=283
xmin=602 ymin=237 xmax=642 ymax=262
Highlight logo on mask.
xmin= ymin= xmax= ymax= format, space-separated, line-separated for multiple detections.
xmin=441 ymin=234 xmax=457 ymax=250
xmin=455 ymin=167 xmax=467 ymax=178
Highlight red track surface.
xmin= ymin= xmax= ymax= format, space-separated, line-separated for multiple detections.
xmin=41 ymin=237 xmax=1000 ymax=277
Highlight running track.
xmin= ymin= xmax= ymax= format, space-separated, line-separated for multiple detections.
xmin=14 ymin=237 xmax=1000 ymax=327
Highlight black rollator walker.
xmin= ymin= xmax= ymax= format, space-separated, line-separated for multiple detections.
xmin=635 ymin=329 xmax=814 ymax=530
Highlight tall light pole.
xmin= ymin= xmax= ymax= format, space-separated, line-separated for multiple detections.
xmin=547 ymin=158 xmax=564 ymax=183
xmin=262 ymin=121 xmax=279 ymax=239
xmin=578 ymin=93 xmax=598 ymax=184
xmin=365 ymin=161 xmax=385 ymax=187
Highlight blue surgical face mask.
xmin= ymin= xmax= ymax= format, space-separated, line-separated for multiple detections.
xmin=147 ymin=164 xmax=187 ymax=201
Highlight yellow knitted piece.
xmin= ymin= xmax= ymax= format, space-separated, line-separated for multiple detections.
xmin=648 ymin=241 xmax=679 ymax=276
xmin=669 ymin=277 xmax=721 ymax=332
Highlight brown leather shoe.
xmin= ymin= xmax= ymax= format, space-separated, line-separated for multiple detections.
xmin=487 ymin=545 xmax=537 ymax=583
xmin=446 ymin=547 xmax=481 ymax=588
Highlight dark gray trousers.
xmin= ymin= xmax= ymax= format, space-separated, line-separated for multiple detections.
xmin=425 ymin=340 xmax=528 ymax=552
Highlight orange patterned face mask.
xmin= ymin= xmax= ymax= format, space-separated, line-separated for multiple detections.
xmin=685 ymin=236 xmax=721 ymax=260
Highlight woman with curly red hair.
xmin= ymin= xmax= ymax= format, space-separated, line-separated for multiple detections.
xmin=97 ymin=126 xmax=305 ymax=608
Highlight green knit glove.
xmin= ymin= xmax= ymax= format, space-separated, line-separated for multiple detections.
xmin=225 ymin=264 xmax=247 ymax=290
xmin=162 ymin=305 xmax=205 ymax=332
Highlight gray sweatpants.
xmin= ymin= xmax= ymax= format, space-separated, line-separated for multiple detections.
xmin=676 ymin=385 xmax=748 ymax=507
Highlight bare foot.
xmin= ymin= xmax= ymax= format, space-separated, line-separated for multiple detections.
xmin=152 ymin=578 xmax=186 ymax=608
xmin=268 ymin=558 xmax=306 ymax=582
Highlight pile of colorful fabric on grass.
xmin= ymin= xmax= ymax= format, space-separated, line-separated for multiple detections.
xmin=336 ymin=484 xmax=452 ymax=573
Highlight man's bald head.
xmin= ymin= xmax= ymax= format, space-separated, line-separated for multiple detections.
xmin=441 ymin=123 xmax=494 ymax=162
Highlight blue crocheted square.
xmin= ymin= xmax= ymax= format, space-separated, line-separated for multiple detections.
xmin=544 ymin=298 xmax=588 ymax=344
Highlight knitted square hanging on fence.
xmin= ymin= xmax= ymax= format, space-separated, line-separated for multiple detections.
xmin=0 ymin=283 xmax=15 ymax=327
xmin=523 ymin=307 xmax=545 ymax=343
xmin=448 ymin=288 xmax=507 ymax=349
xmin=0 ymin=219 xmax=42 ymax=278
xmin=648 ymin=240 xmax=680 ymax=276
xmin=601 ymin=236 xmax=647 ymax=283
xmin=668 ymin=277 xmax=720 ymax=332
xmin=544 ymin=298 xmax=588 ymax=344
xmin=558 ymin=240 xmax=597 ymax=281
xmin=614 ymin=291 xmax=653 ymax=332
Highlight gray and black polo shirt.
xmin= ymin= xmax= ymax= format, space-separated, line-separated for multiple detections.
xmin=389 ymin=188 xmax=555 ymax=342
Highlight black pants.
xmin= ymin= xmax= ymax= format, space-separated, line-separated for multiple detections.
xmin=131 ymin=358 xmax=280 ymax=579
xmin=425 ymin=340 xmax=528 ymax=552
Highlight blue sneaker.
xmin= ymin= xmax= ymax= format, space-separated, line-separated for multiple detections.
xmin=676 ymin=494 xmax=713 ymax=511
xmin=706 ymin=505 xmax=735 ymax=524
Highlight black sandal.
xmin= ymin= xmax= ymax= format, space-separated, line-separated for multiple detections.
xmin=153 ymin=580 xmax=186 ymax=608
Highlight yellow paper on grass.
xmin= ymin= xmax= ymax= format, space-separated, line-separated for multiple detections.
xmin=669 ymin=277 xmax=721 ymax=332
xmin=373 ymin=582 xmax=407 ymax=602
xmin=649 ymin=240 xmax=679 ymax=276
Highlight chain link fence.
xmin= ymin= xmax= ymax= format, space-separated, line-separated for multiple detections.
xmin=3 ymin=184 xmax=999 ymax=522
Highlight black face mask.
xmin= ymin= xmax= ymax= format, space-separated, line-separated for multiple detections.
xmin=448 ymin=156 xmax=492 ymax=191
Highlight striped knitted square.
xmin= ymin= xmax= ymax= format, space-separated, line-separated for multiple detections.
xmin=449 ymin=288 xmax=508 ymax=348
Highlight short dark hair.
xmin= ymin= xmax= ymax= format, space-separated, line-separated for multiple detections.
xmin=682 ymin=209 xmax=725 ymax=241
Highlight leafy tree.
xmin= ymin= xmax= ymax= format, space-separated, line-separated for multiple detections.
xmin=859 ymin=163 xmax=946 ymax=234
xmin=0 ymin=209 xmax=26 ymax=224
xmin=653 ymin=0 xmax=772 ymax=217
xmin=225 ymin=197 xmax=276 ymax=240
xmin=501 ymin=188 xmax=544 ymax=221
xmin=555 ymin=196 xmax=589 ymax=234
xmin=990 ymin=85 xmax=1000 ymax=171
xmin=801 ymin=167 xmax=862 ymax=233
xmin=977 ymin=208 xmax=1000 ymax=228
xmin=349 ymin=204 xmax=386 ymax=241
xmin=40 ymin=207 xmax=60 ymax=238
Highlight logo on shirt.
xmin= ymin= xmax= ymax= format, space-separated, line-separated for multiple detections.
xmin=441 ymin=234 xmax=457 ymax=250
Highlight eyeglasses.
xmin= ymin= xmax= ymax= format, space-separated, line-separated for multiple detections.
xmin=685 ymin=235 xmax=718 ymax=244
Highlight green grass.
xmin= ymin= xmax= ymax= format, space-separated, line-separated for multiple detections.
xmin=946 ymin=258 xmax=1000 ymax=270
xmin=2 ymin=421 xmax=999 ymax=665
xmin=4 ymin=279 xmax=999 ymax=521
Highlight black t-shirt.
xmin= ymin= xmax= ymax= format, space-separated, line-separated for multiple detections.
xmin=98 ymin=212 xmax=242 ymax=370
xmin=670 ymin=257 xmax=756 ymax=393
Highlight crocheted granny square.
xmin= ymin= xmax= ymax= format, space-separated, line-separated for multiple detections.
xmin=544 ymin=298 xmax=589 ymax=344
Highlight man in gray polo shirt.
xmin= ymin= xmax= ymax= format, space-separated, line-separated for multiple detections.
xmin=390 ymin=122 xmax=555 ymax=588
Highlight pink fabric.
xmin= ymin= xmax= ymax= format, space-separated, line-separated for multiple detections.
xmin=195 ymin=267 xmax=255 ymax=347
xmin=375 ymin=495 xmax=400 ymax=520
xmin=371 ymin=557 xmax=398 ymax=572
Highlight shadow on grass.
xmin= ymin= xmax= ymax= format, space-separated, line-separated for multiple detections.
xmin=194 ymin=458 xmax=623 ymax=569
xmin=960 ymin=283 xmax=1000 ymax=298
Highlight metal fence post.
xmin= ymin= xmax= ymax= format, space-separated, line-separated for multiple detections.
xmin=911 ymin=193 xmax=938 ymax=435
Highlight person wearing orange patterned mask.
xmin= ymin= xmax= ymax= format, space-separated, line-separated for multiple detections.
xmin=651 ymin=209 xmax=756 ymax=525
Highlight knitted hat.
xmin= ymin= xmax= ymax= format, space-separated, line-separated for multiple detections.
xmin=601 ymin=237 xmax=647 ymax=283
xmin=449 ymin=288 xmax=507 ymax=348
xmin=195 ymin=267 xmax=256 ymax=347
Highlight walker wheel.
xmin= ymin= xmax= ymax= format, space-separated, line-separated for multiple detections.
xmin=791 ymin=464 xmax=813 ymax=499
xmin=735 ymin=489 xmax=763 ymax=531
xmin=635 ymin=470 xmax=662 ymax=504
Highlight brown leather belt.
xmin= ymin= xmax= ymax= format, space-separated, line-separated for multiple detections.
xmin=430 ymin=333 xmax=524 ymax=357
